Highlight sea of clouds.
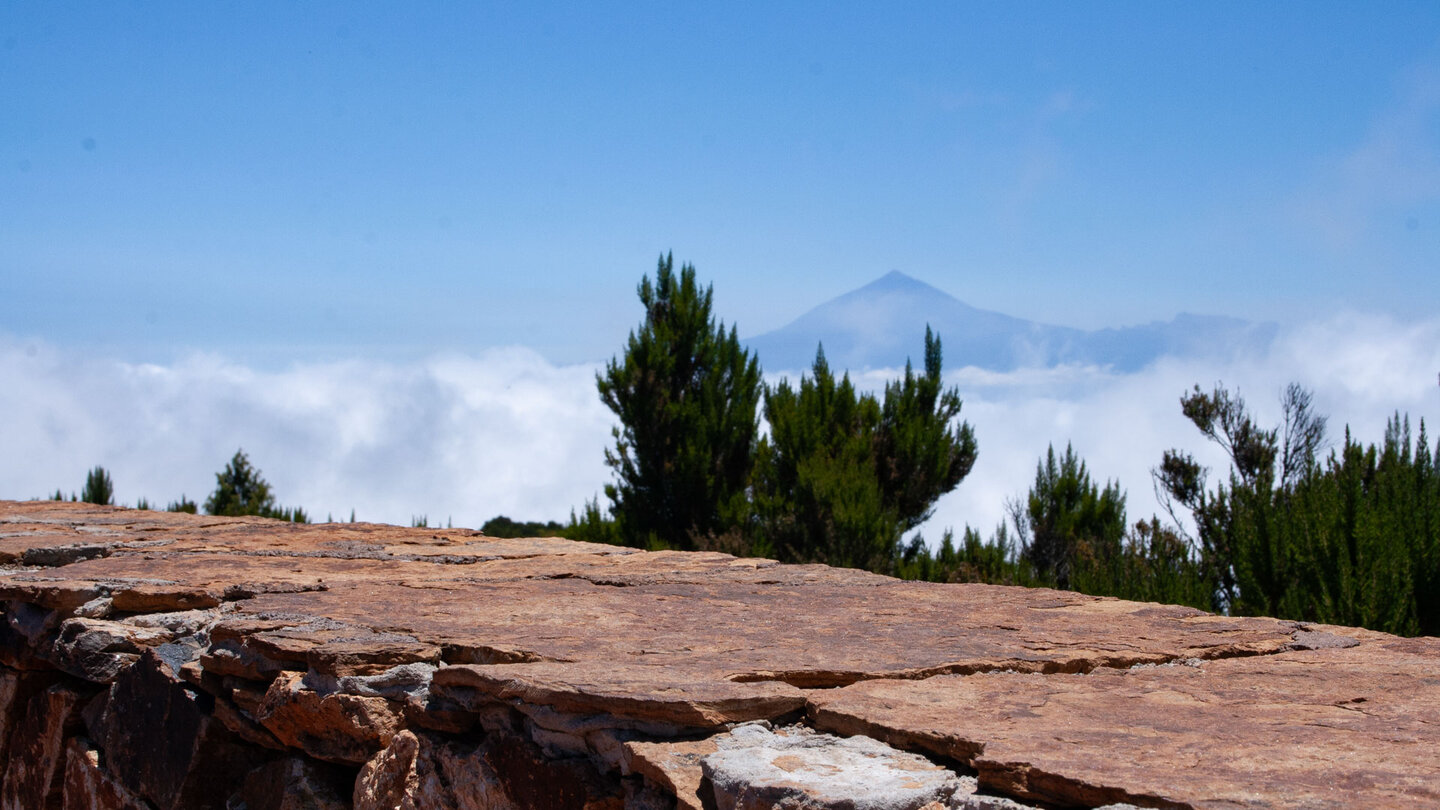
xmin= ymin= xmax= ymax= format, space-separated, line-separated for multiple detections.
xmin=4 ymin=312 xmax=1438 ymax=545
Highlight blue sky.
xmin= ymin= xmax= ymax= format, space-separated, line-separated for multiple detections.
xmin=4 ymin=3 xmax=1439 ymax=364
xmin=4 ymin=5 xmax=1440 ymax=531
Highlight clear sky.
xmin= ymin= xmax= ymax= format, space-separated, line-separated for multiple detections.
xmin=4 ymin=4 xmax=1440 ymax=533
xmin=4 ymin=3 xmax=1439 ymax=364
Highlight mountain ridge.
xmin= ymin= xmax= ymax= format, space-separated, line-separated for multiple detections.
xmin=744 ymin=271 xmax=1277 ymax=373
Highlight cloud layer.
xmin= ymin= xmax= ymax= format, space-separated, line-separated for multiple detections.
xmin=914 ymin=311 xmax=1440 ymax=540
xmin=0 ymin=342 xmax=614 ymax=527
xmin=4 ymin=313 xmax=1438 ymax=542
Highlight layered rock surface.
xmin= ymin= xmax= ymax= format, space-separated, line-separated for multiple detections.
xmin=0 ymin=500 xmax=1435 ymax=808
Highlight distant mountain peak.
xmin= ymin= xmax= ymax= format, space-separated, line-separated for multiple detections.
xmin=744 ymin=271 xmax=1277 ymax=374
xmin=857 ymin=270 xmax=946 ymax=296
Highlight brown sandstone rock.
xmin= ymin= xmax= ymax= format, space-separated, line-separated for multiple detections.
xmin=622 ymin=737 xmax=718 ymax=810
xmin=6 ymin=599 xmax=63 ymax=646
xmin=1 ymin=682 xmax=83 ymax=810
xmin=7 ymin=502 xmax=1299 ymax=691
xmin=1 ymin=581 xmax=107 ymax=614
xmin=255 ymin=672 xmax=402 ymax=765
xmin=433 ymin=662 xmax=809 ymax=730
xmin=0 ymin=671 xmax=71 ymax=766
xmin=0 ymin=670 xmax=17 ymax=763
xmin=49 ymin=617 xmax=172 ymax=683
xmin=110 ymin=585 xmax=221 ymax=613
xmin=60 ymin=737 xmax=151 ymax=810
xmin=211 ymin=689 xmax=289 ymax=751
xmin=810 ymin=636 xmax=1440 ymax=808
xmin=0 ymin=614 xmax=52 ymax=670
xmin=307 ymin=639 xmax=441 ymax=677
xmin=353 ymin=729 xmax=515 ymax=810
xmin=200 ymin=638 xmax=298 ymax=681
xmin=355 ymin=728 xmax=623 ymax=810
xmin=0 ymin=525 xmax=109 ymax=566
xmin=88 ymin=650 xmax=266 ymax=810
xmin=7 ymin=501 xmax=1440 ymax=809
xmin=229 ymin=757 xmax=351 ymax=810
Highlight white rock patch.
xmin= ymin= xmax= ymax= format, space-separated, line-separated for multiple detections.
xmin=701 ymin=724 xmax=968 ymax=810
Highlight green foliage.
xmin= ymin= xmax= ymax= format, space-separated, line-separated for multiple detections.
xmin=752 ymin=330 xmax=977 ymax=572
xmin=579 ymin=269 xmax=1435 ymax=631
xmin=80 ymin=466 xmax=114 ymax=505
xmin=482 ymin=515 xmax=571 ymax=538
xmin=895 ymin=445 xmax=1211 ymax=612
xmin=752 ymin=347 xmax=889 ymax=568
xmin=597 ymin=254 xmax=763 ymax=549
xmin=894 ymin=526 xmax=1033 ymax=586
xmin=136 ymin=497 xmax=151 ymax=510
xmin=566 ymin=497 xmax=624 ymax=546
xmin=876 ymin=327 xmax=979 ymax=532
xmin=591 ymin=267 xmax=971 ymax=569
xmin=269 ymin=505 xmax=310 ymax=523
xmin=203 ymin=449 xmax=308 ymax=523
xmin=1107 ymin=518 xmax=1214 ymax=608
xmin=1019 ymin=444 xmax=1126 ymax=590
xmin=166 ymin=495 xmax=198 ymax=514
xmin=408 ymin=514 xmax=454 ymax=529
xmin=205 ymin=450 xmax=274 ymax=517
xmin=1157 ymin=383 xmax=1440 ymax=635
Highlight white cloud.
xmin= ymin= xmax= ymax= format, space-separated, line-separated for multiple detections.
xmin=3 ymin=313 xmax=1437 ymax=544
xmin=914 ymin=312 xmax=1440 ymax=542
xmin=0 ymin=339 xmax=615 ymax=528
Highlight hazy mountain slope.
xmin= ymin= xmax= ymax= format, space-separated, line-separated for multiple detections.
xmin=744 ymin=271 xmax=1277 ymax=373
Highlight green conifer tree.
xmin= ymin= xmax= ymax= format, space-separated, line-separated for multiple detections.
xmin=202 ymin=449 xmax=309 ymax=522
xmin=1156 ymin=382 xmax=1440 ymax=634
xmin=753 ymin=330 xmax=977 ymax=572
xmin=205 ymin=450 xmax=276 ymax=517
xmin=597 ymin=254 xmax=762 ymax=549
xmin=1019 ymin=444 xmax=1126 ymax=590
xmin=80 ymin=466 xmax=114 ymax=506
xmin=752 ymin=347 xmax=892 ymax=568
xmin=876 ymin=327 xmax=978 ymax=533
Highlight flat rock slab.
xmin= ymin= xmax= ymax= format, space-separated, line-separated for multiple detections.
xmin=811 ymin=635 xmax=1440 ymax=808
xmin=3 ymin=503 xmax=1302 ymax=689
xmin=433 ymin=661 xmax=810 ymax=729
xmin=4 ymin=501 xmax=1440 ymax=808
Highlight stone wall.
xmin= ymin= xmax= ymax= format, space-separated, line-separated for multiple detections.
xmin=1 ymin=500 xmax=1437 ymax=809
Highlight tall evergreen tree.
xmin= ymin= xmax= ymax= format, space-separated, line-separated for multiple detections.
xmin=597 ymin=254 xmax=762 ymax=549
xmin=80 ymin=466 xmax=114 ymax=505
xmin=203 ymin=449 xmax=310 ymax=522
xmin=752 ymin=347 xmax=892 ymax=569
xmin=876 ymin=327 xmax=978 ymax=533
xmin=753 ymin=330 xmax=977 ymax=571
xmin=1020 ymin=444 xmax=1126 ymax=590
xmin=205 ymin=449 xmax=276 ymax=517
